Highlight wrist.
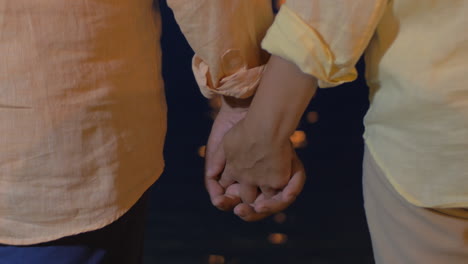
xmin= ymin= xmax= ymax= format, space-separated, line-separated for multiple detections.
xmin=242 ymin=55 xmax=318 ymax=142
xmin=220 ymin=95 xmax=253 ymax=113
xmin=243 ymin=104 xmax=297 ymax=143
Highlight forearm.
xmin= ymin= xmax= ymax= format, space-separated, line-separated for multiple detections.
xmin=244 ymin=55 xmax=318 ymax=141
xmin=167 ymin=0 xmax=273 ymax=98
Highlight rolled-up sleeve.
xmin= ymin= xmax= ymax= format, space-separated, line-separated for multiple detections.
xmin=262 ymin=0 xmax=387 ymax=88
xmin=167 ymin=0 xmax=274 ymax=98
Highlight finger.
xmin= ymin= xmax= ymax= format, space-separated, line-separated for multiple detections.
xmin=211 ymin=193 xmax=238 ymax=211
xmin=255 ymin=169 xmax=305 ymax=214
xmin=212 ymin=195 xmax=238 ymax=211
xmin=260 ymin=186 xmax=279 ymax=199
xmin=210 ymin=182 xmax=241 ymax=211
xmin=217 ymin=183 xmax=242 ymax=211
xmin=205 ymin=141 xmax=226 ymax=180
xmin=204 ymin=142 xmax=227 ymax=206
xmin=281 ymin=155 xmax=306 ymax=201
xmin=254 ymin=156 xmax=306 ymax=214
xmin=207 ymin=184 xmax=230 ymax=211
xmin=240 ymin=183 xmax=258 ymax=204
xmin=253 ymin=195 xmax=289 ymax=214
xmin=234 ymin=203 xmax=269 ymax=222
xmin=206 ymin=178 xmax=224 ymax=200
xmin=225 ymin=182 xmax=241 ymax=198
xmin=218 ymin=171 xmax=235 ymax=189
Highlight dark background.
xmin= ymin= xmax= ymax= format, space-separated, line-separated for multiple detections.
xmin=144 ymin=1 xmax=374 ymax=263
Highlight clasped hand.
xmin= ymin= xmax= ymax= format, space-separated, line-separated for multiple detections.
xmin=205 ymin=97 xmax=306 ymax=222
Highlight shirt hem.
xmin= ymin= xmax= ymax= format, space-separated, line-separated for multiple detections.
xmin=364 ymin=139 xmax=468 ymax=208
xmin=0 ymin=168 xmax=162 ymax=246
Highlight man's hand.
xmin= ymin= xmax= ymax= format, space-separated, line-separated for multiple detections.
xmin=219 ymin=119 xmax=294 ymax=204
xmin=206 ymin=55 xmax=318 ymax=221
xmin=207 ymin=109 xmax=307 ymax=221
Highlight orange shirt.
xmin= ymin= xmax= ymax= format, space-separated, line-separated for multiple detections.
xmin=0 ymin=0 xmax=272 ymax=245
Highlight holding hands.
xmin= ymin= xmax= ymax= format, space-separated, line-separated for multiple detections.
xmin=205 ymin=56 xmax=318 ymax=221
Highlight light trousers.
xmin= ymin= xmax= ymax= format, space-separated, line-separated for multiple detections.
xmin=363 ymin=147 xmax=468 ymax=263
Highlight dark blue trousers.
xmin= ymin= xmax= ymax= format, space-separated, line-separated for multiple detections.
xmin=0 ymin=192 xmax=149 ymax=264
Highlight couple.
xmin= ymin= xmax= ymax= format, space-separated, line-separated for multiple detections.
xmin=0 ymin=0 xmax=467 ymax=263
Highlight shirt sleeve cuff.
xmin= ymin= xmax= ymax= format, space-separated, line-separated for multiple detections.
xmin=261 ymin=5 xmax=358 ymax=88
xmin=192 ymin=54 xmax=265 ymax=99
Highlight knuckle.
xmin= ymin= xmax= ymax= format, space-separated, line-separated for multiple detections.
xmin=270 ymin=178 xmax=288 ymax=190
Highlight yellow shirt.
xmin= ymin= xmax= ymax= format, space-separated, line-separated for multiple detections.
xmin=0 ymin=0 xmax=271 ymax=244
xmin=262 ymin=0 xmax=468 ymax=207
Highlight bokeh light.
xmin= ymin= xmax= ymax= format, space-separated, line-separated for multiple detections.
xmin=268 ymin=233 xmax=288 ymax=245
xmin=306 ymin=111 xmax=319 ymax=124
xmin=208 ymin=255 xmax=225 ymax=264
xmin=198 ymin=145 xmax=206 ymax=158
xmin=290 ymin=130 xmax=307 ymax=149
